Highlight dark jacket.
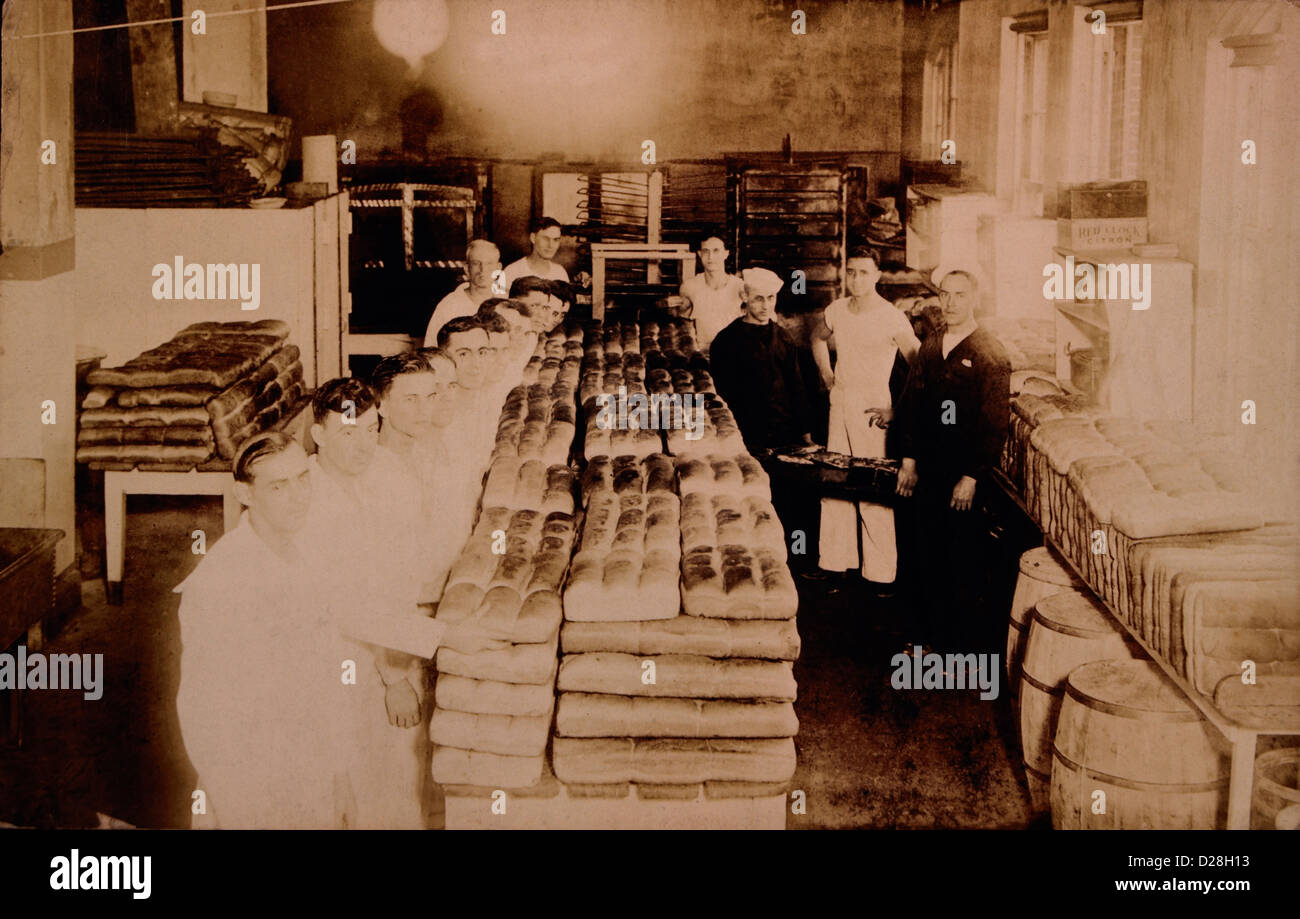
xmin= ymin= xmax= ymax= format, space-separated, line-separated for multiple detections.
xmin=897 ymin=325 xmax=1011 ymax=485
xmin=710 ymin=317 xmax=813 ymax=450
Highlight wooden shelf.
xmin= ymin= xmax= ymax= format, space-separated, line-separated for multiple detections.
xmin=1055 ymin=302 xmax=1109 ymax=335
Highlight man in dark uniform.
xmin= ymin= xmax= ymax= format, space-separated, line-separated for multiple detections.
xmin=896 ymin=269 xmax=1011 ymax=653
xmin=710 ymin=267 xmax=819 ymax=571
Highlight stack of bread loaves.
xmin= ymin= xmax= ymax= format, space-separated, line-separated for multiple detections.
xmin=430 ymin=327 xmax=579 ymax=790
xmin=562 ymin=454 xmax=681 ymax=623
xmin=1003 ymin=392 xmax=1299 ymax=724
xmin=555 ymin=317 xmax=800 ymax=798
xmin=78 ymin=320 xmax=304 ymax=467
xmin=553 ymin=453 xmax=800 ymax=792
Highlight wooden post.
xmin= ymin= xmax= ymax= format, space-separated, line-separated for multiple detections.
xmin=646 ymin=169 xmax=663 ymax=284
xmin=125 ymin=0 xmax=179 ymax=132
xmin=0 ymin=0 xmax=78 ymax=575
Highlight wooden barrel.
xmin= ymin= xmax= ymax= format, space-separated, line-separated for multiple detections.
xmin=1018 ymin=591 xmax=1137 ymax=812
xmin=1051 ymin=660 xmax=1230 ymax=829
xmin=1253 ymin=748 xmax=1300 ymax=829
xmin=1006 ymin=547 xmax=1083 ymax=691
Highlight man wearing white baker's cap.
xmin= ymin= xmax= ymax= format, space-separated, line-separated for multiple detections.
xmin=710 ymin=266 xmax=817 ymax=566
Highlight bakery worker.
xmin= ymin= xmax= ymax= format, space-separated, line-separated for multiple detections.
xmin=895 ymin=269 xmax=1010 ymax=651
xmin=672 ymin=231 xmax=746 ymax=351
xmin=367 ymin=352 xmax=454 ymax=602
xmin=175 ymin=433 xmax=342 ymax=828
xmin=811 ymin=246 xmax=921 ymax=589
xmin=710 ymin=267 xmax=815 ymax=453
xmin=424 ymin=239 xmax=502 ymax=347
xmin=710 ymin=267 xmax=819 ymax=572
xmin=500 ymin=215 xmax=570 ymax=288
xmin=509 ymin=276 xmax=569 ymax=334
xmin=300 ymin=379 xmax=504 ymax=828
xmin=436 ymin=316 xmax=499 ymax=472
xmin=487 ymin=298 xmax=541 ymax=378
xmin=175 ymin=431 xmax=489 ymax=828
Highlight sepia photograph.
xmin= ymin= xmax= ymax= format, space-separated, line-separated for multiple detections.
xmin=0 ymin=0 xmax=1297 ymax=877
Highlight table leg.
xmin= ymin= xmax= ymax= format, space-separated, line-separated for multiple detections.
xmin=105 ymin=472 xmax=126 ymax=605
xmin=1226 ymin=731 xmax=1257 ymax=830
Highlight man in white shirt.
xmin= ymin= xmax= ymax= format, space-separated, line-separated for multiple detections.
xmin=175 ymin=430 xmax=496 ymax=829
xmin=424 ymin=239 xmax=502 ymax=347
xmin=811 ymin=247 xmax=920 ymax=590
xmin=301 ymin=378 xmax=503 ymax=828
xmin=491 ymin=298 xmax=541 ymax=379
xmin=510 ymin=276 xmax=570 ymax=334
xmin=500 ymin=216 xmax=570 ymax=287
xmin=437 ymin=317 xmax=500 ymax=473
xmin=176 ymin=433 xmax=341 ymax=829
xmin=674 ymin=232 xmax=746 ymax=351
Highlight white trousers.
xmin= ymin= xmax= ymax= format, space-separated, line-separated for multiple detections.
xmin=346 ymin=654 xmax=428 ymax=830
xmin=818 ymin=387 xmax=897 ymax=582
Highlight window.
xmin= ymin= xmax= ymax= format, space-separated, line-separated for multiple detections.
xmin=1085 ymin=21 xmax=1143 ymax=179
xmin=922 ymin=42 xmax=957 ymax=160
xmin=1013 ymin=30 xmax=1049 ymax=215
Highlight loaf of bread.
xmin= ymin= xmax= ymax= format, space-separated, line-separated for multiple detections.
xmin=560 ymin=616 xmax=801 ymax=660
xmin=551 ymin=737 xmax=796 ymax=785
xmin=430 ymin=744 xmax=544 ymax=788
xmin=563 ymin=454 xmax=682 ymax=622
xmin=436 ymin=635 xmax=560 ymax=685
xmin=434 ymin=673 xmax=556 ymax=717
xmin=557 ymin=652 xmax=797 ymax=700
xmin=556 ymin=693 xmax=798 ymax=738
xmin=430 ymin=703 xmax=554 ymax=757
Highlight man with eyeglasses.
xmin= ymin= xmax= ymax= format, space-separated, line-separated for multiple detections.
xmin=896 ymin=269 xmax=1011 ymax=654
xmin=424 ymin=239 xmax=503 ymax=347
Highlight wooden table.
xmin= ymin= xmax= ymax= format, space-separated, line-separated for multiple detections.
xmin=100 ymin=399 xmax=311 ymax=605
xmin=445 ymin=785 xmax=786 ymax=830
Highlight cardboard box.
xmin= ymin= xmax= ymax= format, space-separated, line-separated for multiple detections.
xmin=1057 ymin=217 xmax=1148 ymax=250
xmin=1057 ymin=181 xmax=1147 ymax=219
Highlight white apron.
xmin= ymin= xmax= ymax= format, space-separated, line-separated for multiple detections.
xmin=818 ymin=296 xmax=916 ymax=582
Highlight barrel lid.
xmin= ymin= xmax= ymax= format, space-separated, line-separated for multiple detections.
xmin=1033 ymin=591 xmax=1123 ymax=638
xmin=1018 ymin=546 xmax=1081 ymax=587
xmin=1066 ymin=660 xmax=1200 ymax=721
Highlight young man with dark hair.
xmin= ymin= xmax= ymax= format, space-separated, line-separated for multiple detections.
xmin=501 ymin=215 xmax=569 ymax=287
xmin=436 ymin=317 xmax=501 ymax=477
xmin=673 ymin=230 xmax=746 ymax=350
xmin=176 ymin=433 xmax=344 ymax=829
xmin=896 ymin=269 xmax=1010 ymax=652
xmin=811 ymin=246 xmax=921 ymax=591
xmin=436 ymin=316 xmax=491 ymax=393
xmin=486 ymin=298 xmax=541 ymax=379
xmin=300 ymin=377 xmax=501 ymax=828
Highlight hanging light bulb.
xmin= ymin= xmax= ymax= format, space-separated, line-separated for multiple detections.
xmin=373 ymin=0 xmax=450 ymax=73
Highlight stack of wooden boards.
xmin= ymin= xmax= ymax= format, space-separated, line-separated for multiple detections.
xmin=553 ymin=318 xmax=800 ymax=800
xmin=1002 ymin=393 xmax=1299 ymax=726
xmin=76 ymin=132 xmax=263 ymax=208
xmin=78 ymin=320 xmax=304 ymax=469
